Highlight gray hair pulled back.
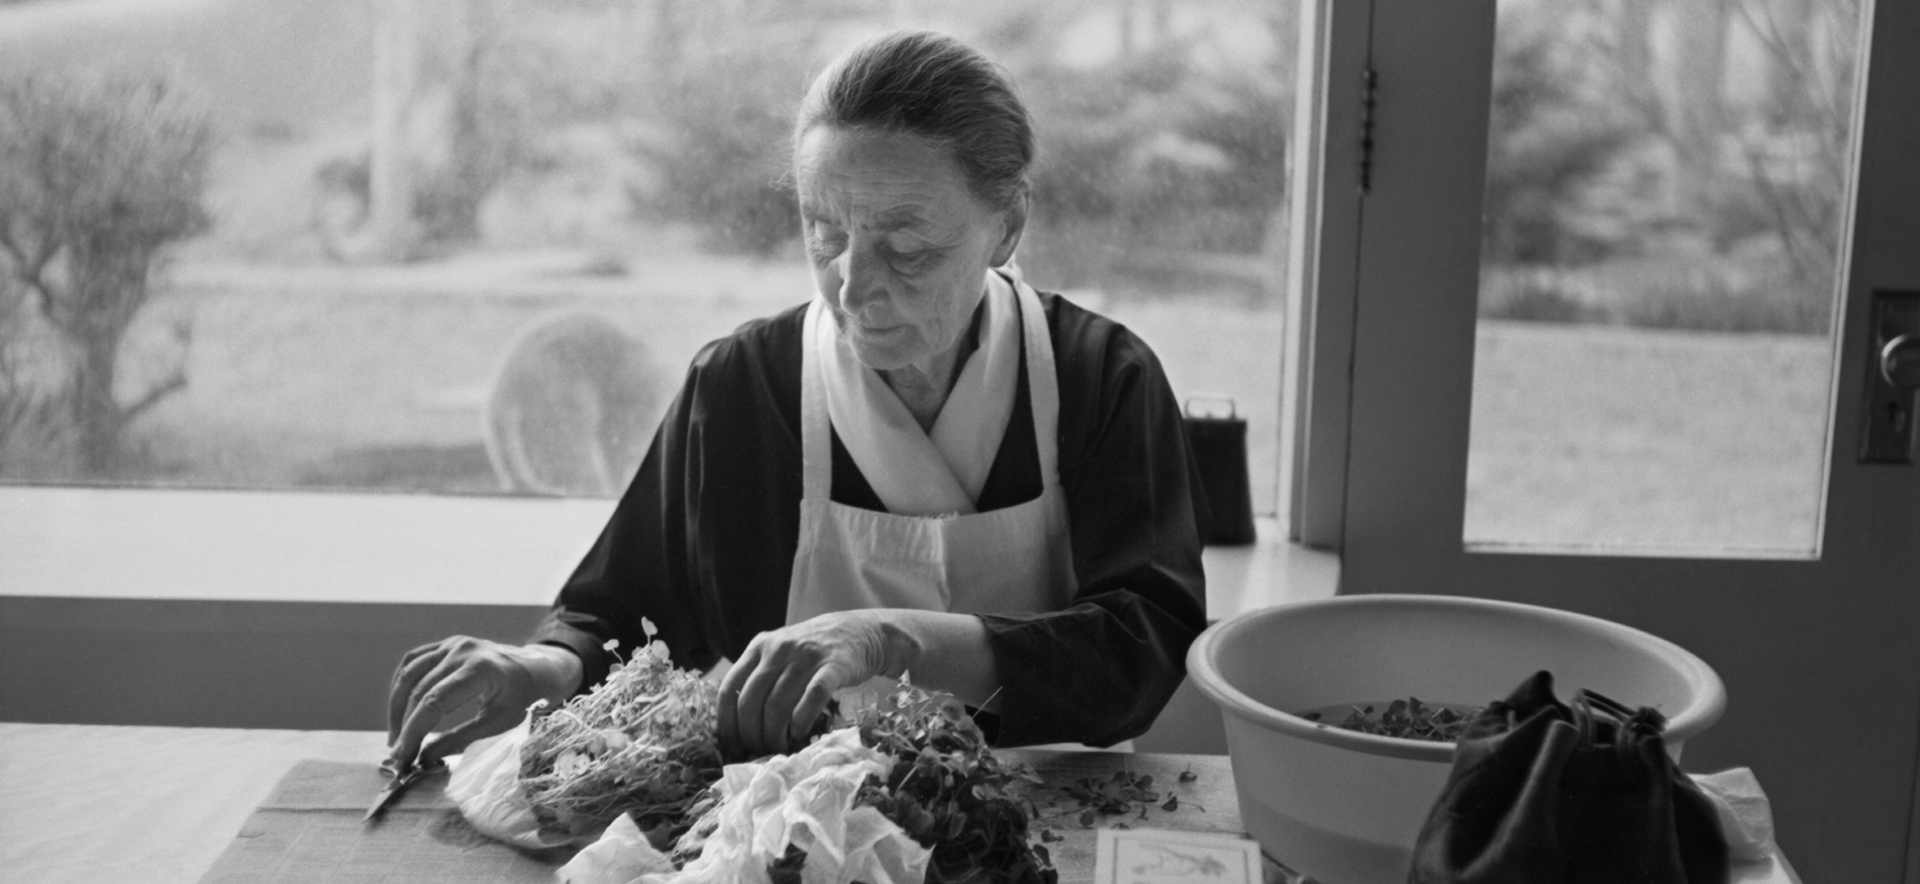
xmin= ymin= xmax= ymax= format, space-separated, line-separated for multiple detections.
xmin=796 ymin=30 xmax=1034 ymax=212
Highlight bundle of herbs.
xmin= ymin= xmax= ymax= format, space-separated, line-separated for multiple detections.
xmin=517 ymin=624 xmax=724 ymax=842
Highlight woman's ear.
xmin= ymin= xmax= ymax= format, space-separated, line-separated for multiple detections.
xmin=988 ymin=190 xmax=1029 ymax=268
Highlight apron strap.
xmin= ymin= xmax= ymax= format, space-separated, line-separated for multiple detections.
xmin=800 ymin=299 xmax=832 ymax=502
xmin=1010 ymin=274 xmax=1062 ymax=488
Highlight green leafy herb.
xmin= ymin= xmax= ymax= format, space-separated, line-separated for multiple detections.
xmin=1301 ymin=697 xmax=1483 ymax=742
xmin=846 ymin=683 xmax=1058 ymax=884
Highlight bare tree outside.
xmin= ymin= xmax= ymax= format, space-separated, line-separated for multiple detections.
xmin=0 ymin=71 xmax=212 ymax=478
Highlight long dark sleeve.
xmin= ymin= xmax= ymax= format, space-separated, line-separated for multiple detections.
xmin=977 ymin=295 xmax=1210 ymax=747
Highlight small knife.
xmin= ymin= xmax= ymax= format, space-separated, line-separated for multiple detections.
xmin=364 ymin=757 xmax=439 ymax=823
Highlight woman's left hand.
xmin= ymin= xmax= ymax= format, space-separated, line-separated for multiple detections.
xmin=717 ymin=610 xmax=904 ymax=759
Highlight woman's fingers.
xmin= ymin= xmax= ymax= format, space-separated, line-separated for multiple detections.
xmin=760 ymin=664 xmax=817 ymax=753
xmin=387 ymin=640 xmax=456 ymax=743
xmin=390 ymin=660 xmax=491 ymax=772
xmin=718 ymin=634 xmax=866 ymax=758
xmin=729 ymin=646 xmax=787 ymax=758
xmin=790 ymin=668 xmax=842 ymax=746
xmin=716 ymin=642 xmax=761 ymax=758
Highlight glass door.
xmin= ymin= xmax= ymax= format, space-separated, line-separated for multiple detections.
xmin=1464 ymin=0 xmax=1866 ymax=558
xmin=1326 ymin=0 xmax=1920 ymax=881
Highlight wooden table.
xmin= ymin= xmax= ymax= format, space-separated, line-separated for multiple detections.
xmin=0 ymin=723 xmax=1265 ymax=884
xmin=0 ymin=722 xmax=1798 ymax=884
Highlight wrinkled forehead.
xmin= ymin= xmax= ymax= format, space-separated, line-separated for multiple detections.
xmin=794 ymin=126 xmax=981 ymax=231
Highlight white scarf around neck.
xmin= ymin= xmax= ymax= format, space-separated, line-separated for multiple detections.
xmin=816 ymin=271 xmax=1021 ymax=516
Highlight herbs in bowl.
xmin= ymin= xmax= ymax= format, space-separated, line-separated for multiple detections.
xmin=1299 ymin=698 xmax=1484 ymax=743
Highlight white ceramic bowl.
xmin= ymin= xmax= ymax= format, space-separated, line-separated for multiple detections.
xmin=1186 ymin=594 xmax=1726 ymax=884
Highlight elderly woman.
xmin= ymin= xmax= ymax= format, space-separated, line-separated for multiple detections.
xmin=387 ymin=30 xmax=1207 ymax=766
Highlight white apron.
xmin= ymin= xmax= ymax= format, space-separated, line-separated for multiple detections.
xmin=786 ymin=271 xmax=1077 ymax=628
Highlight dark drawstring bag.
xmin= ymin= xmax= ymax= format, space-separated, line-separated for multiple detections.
xmin=1183 ymin=397 xmax=1256 ymax=545
xmin=1409 ymin=671 xmax=1729 ymax=884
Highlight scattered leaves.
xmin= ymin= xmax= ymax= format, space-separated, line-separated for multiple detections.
xmin=1064 ymin=769 xmax=1159 ymax=815
xmin=1054 ymin=764 xmax=1205 ymax=828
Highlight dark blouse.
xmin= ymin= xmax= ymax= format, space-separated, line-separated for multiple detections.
xmin=531 ymin=291 xmax=1209 ymax=747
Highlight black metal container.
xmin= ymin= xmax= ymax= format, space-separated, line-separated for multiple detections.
xmin=1184 ymin=398 xmax=1257 ymax=545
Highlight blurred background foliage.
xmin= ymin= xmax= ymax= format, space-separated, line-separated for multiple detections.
xmin=0 ymin=0 xmax=1865 ymax=491
xmin=1478 ymin=0 xmax=1861 ymax=335
xmin=0 ymin=0 xmax=1853 ymax=316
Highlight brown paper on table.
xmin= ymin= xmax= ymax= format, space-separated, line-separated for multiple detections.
xmin=198 ymin=760 xmax=570 ymax=884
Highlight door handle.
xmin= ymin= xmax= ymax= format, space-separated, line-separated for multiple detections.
xmin=1862 ymin=291 xmax=1920 ymax=463
xmin=1881 ymin=333 xmax=1920 ymax=390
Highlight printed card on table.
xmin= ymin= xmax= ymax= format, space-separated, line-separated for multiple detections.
xmin=1094 ymin=827 xmax=1266 ymax=884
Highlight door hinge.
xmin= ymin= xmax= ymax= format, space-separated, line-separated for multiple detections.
xmin=1359 ymin=66 xmax=1378 ymax=194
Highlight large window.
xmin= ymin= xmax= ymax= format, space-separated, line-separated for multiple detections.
xmin=0 ymin=0 xmax=1299 ymax=516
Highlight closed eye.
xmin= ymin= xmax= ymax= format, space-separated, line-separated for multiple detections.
xmin=807 ymin=226 xmax=847 ymax=262
xmin=889 ymin=248 xmax=942 ymax=273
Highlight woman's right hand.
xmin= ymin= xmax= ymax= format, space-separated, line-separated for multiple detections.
xmin=385 ymin=637 xmax=583 ymax=773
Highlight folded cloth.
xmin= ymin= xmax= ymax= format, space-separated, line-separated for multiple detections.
xmin=558 ymin=728 xmax=931 ymax=884
xmin=447 ymin=713 xmax=590 ymax=850
xmin=1408 ymin=671 xmax=1730 ymax=884
xmin=1691 ymin=768 xmax=1779 ymax=865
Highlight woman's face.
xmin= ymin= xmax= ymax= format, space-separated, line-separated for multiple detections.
xmin=794 ymin=125 xmax=1023 ymax=373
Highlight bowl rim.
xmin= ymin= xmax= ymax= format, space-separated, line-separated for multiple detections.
xmin=1185 ymin=593 xmax=1728 ymax=762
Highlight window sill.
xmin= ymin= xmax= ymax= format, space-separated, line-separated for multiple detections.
xmin=1200 ymin=517 xmax=1341 ymax=620
xmin=0 ymin=488 xmax=1338 ymax=614
xmin=0 ymin=486 xmax=612 ymax=605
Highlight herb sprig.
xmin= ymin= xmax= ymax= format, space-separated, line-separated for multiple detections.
xmin=516 ymin=622 xmax=722 ymax=841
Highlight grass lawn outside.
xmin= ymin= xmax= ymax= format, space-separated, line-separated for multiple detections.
xmin=89 ymin=259 xmax=1290 ymax=509
xmin=16 ymin=261 xmax=1835 ymax=560
xmin=1465 ymin=321 xmax=1832 ymax=557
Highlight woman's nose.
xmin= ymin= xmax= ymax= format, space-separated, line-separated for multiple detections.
xmin=837 ymin=245 xmax=886 ymax=313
